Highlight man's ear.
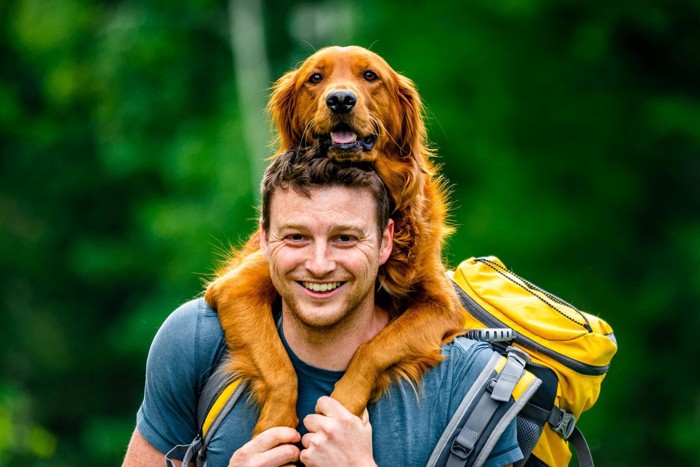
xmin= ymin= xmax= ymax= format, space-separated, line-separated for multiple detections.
xmin=259 ymin=222 xmax=269 ymax=261
xmin=378 ymin=219 xmax=394 ymax=266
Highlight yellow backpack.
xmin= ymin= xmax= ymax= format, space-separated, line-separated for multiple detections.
xmin=447 ymin=256 xmax=618 ymax=466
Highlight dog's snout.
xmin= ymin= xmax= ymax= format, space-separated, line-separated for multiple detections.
xmin=326 ymin=90 xmax=356 ymax=114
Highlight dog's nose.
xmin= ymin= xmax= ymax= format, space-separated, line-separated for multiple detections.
xmin=326 ymin=90 xmax=356 ymax=114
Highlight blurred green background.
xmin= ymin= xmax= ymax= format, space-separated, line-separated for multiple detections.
xmin=1 ymin=0 xmax=699 ymax=465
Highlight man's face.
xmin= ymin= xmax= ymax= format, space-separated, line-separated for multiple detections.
xmin=260 ymin=185 xmax=393 ymax=332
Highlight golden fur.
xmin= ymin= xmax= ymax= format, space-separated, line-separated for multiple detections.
xmin=205 ymin=46 xmax=464 ymax=435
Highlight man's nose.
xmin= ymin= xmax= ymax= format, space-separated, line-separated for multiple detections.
xmin=305 ymin=244 xmax=336 ymax=276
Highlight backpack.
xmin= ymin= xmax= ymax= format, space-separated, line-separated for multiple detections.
xmin=166 ymin=256 xmax=617 ymax=467
xmin=439 ymin=256 xmax=618 ymax=466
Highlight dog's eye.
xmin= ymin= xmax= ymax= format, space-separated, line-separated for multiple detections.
xmin=363 ymin=70 xmax=378 ymax=82
xmin=308 ymin=73 xmax=323 ymax=84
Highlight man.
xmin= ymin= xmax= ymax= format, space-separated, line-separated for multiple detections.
xmin=123 ymin=149 xmax=522 ymax=466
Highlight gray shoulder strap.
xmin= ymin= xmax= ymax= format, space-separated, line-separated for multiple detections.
xmin=197 ymin=363 xmax=237 ymax=429
xmin=427 ymin=348 xmax=542 ymax=467
xmin=426 ymin=353 xmax=501 ymax=467
xmin=164 ymin=359 xmax=248 ymax=467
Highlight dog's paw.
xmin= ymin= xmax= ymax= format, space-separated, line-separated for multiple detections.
xmin=254 ymin=398 xmax=299 ymax=436
xmin=330 ymin=377 xmax=372 ymax=418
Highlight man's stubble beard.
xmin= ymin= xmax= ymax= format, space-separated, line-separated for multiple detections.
xmin=282 ymin=284 xmax=376 ymax=341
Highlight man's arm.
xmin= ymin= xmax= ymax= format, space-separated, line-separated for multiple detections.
xmin=127 ymin=300 xmax=217 ymax=463
xmin=123 ymin=428 xmax=180 ymax=466
xmin=122 ymin=427 xmax=302 ymax=467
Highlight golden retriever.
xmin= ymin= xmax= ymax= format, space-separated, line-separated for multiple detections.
xmin=205 ymin=45 xmax=464 ymax=435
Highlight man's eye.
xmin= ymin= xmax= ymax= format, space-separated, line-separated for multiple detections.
xmin=336 ymin=235 xmax=356 ymax=243
xmin=286 ymin=234 xmax=306 ymax=242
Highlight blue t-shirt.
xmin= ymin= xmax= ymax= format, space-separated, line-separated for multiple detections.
xmin=136 ymin=298 xmax=522 ymax=466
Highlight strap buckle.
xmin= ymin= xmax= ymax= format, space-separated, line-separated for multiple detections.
xmin=449 ymin=442 xmax=471 ymax=461
xmin=165 ymin=434 xmax=202 ymax=467
xmin=450 ymin=426 xmax=478 ymax=461
xmin=505 ymin=346 xmax=531 ymax=365
xmin=550 ymin=408 xmax=576 ymax=440
xmin=490 ymin=347 xmax=530 ymax=402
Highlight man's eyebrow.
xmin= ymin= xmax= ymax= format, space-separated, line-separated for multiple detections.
xmin=277 ymin=223 xmax=307 ymax=231
xmin=274 ymin=223 xmax=369 ymax=235
xmin=331 ymin=224 xmax=367 ymax=234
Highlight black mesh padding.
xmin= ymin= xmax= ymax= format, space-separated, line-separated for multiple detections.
xmin=514 ymin=363 xmax=558 ymax=467
xmin=514 ymin=416 xmax=544 ymax=467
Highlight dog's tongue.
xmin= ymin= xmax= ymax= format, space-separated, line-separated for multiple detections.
xmin=331 ymin=130 xmax=357 ymax=145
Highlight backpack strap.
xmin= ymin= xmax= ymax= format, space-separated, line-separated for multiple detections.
xmin=568 ymin=426 xmax=594 ymax=467
xmin=427 ymin=347 xmax=542 ymax=467
xmin=448 ymin=350 xmax=529 ymax=466
xmin=547 ymin=407 xmax=595 ymax=467
xmin=196 ymin=378 xmax=248 ymax=466
xmin=164 ymin=362 xmax=248 ymax=467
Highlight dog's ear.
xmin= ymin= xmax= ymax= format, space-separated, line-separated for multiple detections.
xmin=395 ymin=74 xmax=427 ymax=158
xmin=267 ymin=70 xmax=299 ymax=150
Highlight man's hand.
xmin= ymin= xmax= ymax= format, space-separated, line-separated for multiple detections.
xmin=300 ymin=396 xmax=376 ymax=467
xmin=228 ymin=427 xmax=301 ymax=467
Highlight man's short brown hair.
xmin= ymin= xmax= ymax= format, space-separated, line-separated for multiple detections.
xmin=260 ymin=148 xmax=392 ymax=236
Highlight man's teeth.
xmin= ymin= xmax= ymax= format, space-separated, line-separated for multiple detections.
xmin=302 ymin=282 xmax=342 ymax=292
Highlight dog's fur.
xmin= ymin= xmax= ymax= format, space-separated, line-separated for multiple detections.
xmin=205 ymin=46 xmax=464 ymax=435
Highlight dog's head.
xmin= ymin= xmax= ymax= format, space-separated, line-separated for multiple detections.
xmin=268 ymin=46 xmax=426 ymax=163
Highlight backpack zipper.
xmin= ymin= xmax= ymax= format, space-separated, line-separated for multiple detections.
xmin=476 ymin=257 xmax=593 ymax=332
xmin=454 ymin=284 xmax=610 ymax=376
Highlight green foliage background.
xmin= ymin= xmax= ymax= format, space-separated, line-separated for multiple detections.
xmin=1 ymin=0 xmax=699 ymax=465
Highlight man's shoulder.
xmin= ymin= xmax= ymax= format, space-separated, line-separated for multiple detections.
xmin=160 ymin=297 xmax=222 ymax=338
xmin=384 ymin=336 xmax=496 ymax=401
xmin=137 ymin=297 xmax=228 ymax=454
xmin=165 ymin=296 xmax=218 ymax=325
xmin=441 ymin=336 xmax=494 ymax=366
xmin=416 ymin=336 xmax=498 ymax=401
xmin=148 ymin=297 xmax=226 ymax=377
xmin=370 ymin=337 xmax=514 ymax=466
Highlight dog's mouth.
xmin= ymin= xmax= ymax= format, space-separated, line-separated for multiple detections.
xmin=320 ymin=123 xmax=377 ymax=152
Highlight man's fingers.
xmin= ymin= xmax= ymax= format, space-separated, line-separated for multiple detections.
xmin=300 ymin=430 xmax=320 ymax=449
xmin=249 ymin=443 xmax=300 ymax=467
xmin=251 ymin=427 xmax=301 ymax=451
xmin=299 ymin=398 xmax=375 ymax=466
xmin=304 ymin=397 xmax=371 ymax=438
xmin=314 ymin=395 xmax=349 ymax=417
xmin=230 ymin=427 xmax=301 ymax=467
xmin=305 ymin=397 xmax=352 ymax=434
xmin=302 ymin=413 xmax=325 ymax=437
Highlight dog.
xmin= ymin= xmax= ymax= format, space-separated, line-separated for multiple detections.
xmin=205 ymin=45 xmax=465 ymax=435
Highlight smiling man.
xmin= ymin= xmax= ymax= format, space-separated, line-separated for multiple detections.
xmin=260 ymin=163 xmax=393 ymax=377
xmin=123 ymin=148 xmax=522 ymax=466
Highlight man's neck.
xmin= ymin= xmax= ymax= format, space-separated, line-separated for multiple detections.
xmin=281 ymin=306 xmax=389 ymax=371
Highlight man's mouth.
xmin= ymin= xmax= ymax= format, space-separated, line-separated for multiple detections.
xmin=323 ymin=123 xmax=376 ymax=152
xmin=301 ymin=281 xmax=344 ymax=293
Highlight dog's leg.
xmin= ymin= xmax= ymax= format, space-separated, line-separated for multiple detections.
xmin=330 ymin=279 xmax=464 ymax=416
xmin=205 ymin=250 xmax=299 ymax=435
